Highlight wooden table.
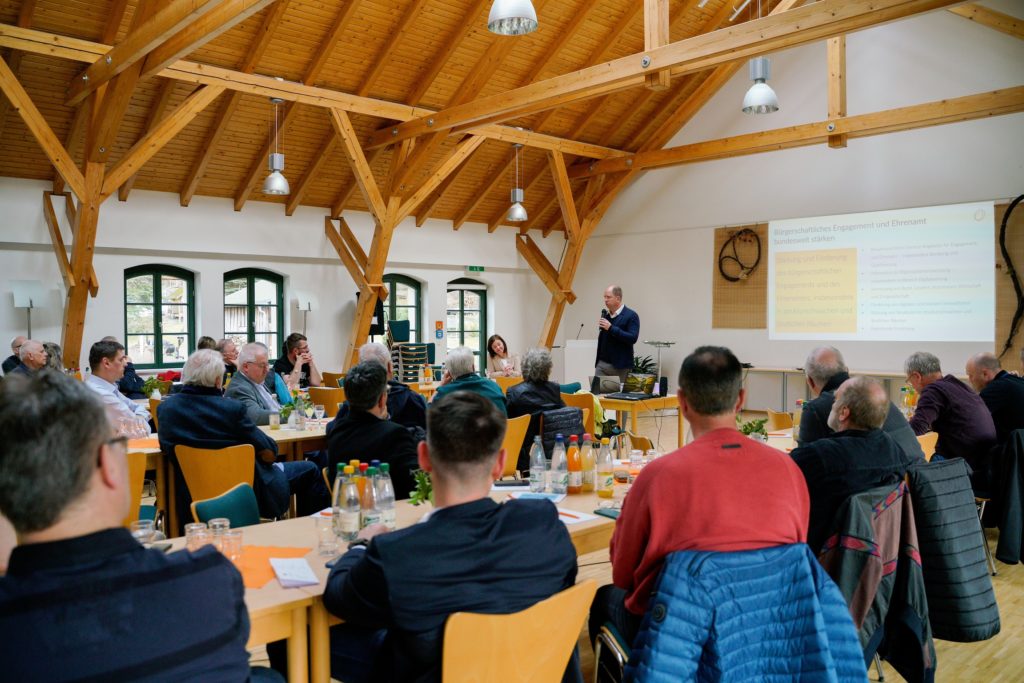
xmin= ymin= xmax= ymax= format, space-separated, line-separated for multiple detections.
xmin=261 ymin=424 xmax=328 ymax=461
xmin=599 ymin=395 xmax=686 ymax=447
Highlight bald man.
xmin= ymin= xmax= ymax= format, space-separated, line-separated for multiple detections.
xmin=2 ymin=336 xmax=26 ymax=375
xmin=7 ymin=340 xmax=47 ymax=377
xmin=595 ymin=285 xmax=640 ymax=383
xmin=790 ymin=376 xmax=917 ymax=551
xmin=966 ymin=352 xmax=1024 ymax=446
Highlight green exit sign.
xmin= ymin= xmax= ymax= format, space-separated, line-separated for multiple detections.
xmin=466 ymin=265 xmax=485 ymax=272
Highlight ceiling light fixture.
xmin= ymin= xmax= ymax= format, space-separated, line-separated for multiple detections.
xmin=741 ymin=1 xmax=779 ymax=115
xmin=262 ymin=97 xmax=290 ymax=195
xmin=507 ymin=144 xmax=527 ymax=222
xmin=487 ymin=0 xmax=538 ymax=36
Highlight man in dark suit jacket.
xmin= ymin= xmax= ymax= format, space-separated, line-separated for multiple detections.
xmin=967 ymin=351 xmax=1024 ymax=446
xmin=224 ymin=342 xmax=281 ymax=426
xmin=1 ymin=335 xmax=25 ymax=375
xmin=326 ymin=361 xmax=420 ymax=499
xmin=595 ymin=285 xmax=640 ymax=382
xmin=157 ymin=350 xmax=328 ymax=530
xmin=791 ymin=376 xmax=917 ymax=551
xmin=321 ymin=391 xmax=578 ymax=683
xmin=331 ymin=342 xmax=427 ymax=430
xmin=798 ymin=346 xmax=924 ymax=461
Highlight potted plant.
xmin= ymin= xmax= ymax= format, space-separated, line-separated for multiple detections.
xmin=737 ymin=416 xmax=768 ymax=441
xmin=625 ymin=355 xmax=657 ymax=393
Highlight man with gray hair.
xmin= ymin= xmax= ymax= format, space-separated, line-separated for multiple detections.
xmin=966 ymin=351 xmax=1024 ymax=447
xmin=6 ymin=340 xmax=47 ymax=377
xmin=433 ymin=346 xmax=506 ymax=414
xmin=799 ymin=346 xmax=923 ymax=460
xmin=1 ymin=335 xmax=25 ymax=374
xmin=506 ymin=349 xmax=565 ymax=469
xmin=906 ymin=351 xmax=995 ymax=472
xmin=224 ymin=342 xmax=280 ymax=425
xmin=330 ymin=342 xmax=426 ymax=430
xmin=790 ymin=376 xmax=917 ymax=551
xmin=157 ymin=350 xmax=328 ymax=531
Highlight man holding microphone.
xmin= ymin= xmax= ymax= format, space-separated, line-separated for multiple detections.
xmin=595 ymin=285 xmax=640 ymax=383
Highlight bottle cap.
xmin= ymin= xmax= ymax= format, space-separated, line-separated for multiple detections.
xmin=569 ymin=435 xmax=578 ymax=442
xmin=370 ymin=459 xmax=381 ymax=467
xmin=555 ymin=433 xmax=564 ymax=441
xmin=336 ymin=463 xmax=344 ymax=473
xmin=366 ymin=466 xmax=377 ymax=476
xmin=359 ymin=463 xmax=369 ymax=473
xmin=343 ymin=465 xmax=354 ymax=474
xmin=601 ymin=437 xmax=610 ymax=444
xmin=380 ymin=463 xmax=390 ymax=474
xmin=349 ymin=459 xmax=360 ymax=467
xmin=583 ymin=433 xmax=592 ymax=441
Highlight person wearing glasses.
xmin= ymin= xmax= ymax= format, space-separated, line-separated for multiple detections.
xmin=224 ymin=342 xmax=281 ymax=426
xmin=271 ymin=332 xmax=322 ymax=389
xmin=2 ymin=336 xmax=25 ymax=375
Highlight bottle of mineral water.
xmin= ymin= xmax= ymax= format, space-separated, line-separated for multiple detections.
xmin=550 ymin=434 xmax=569 ymax=494
xmin=376 ymin=463 xmax=397 ymax=530
xmin=360 ymin=466 xmax=382 ymax=528
xmin=597 ymin=438 xmax=615 ymax=499
xmin=336 ymin=466 xmax=361 ymax=541
xmin=529 ymin=436 xmax=547 ymax=493
xmin=581 ymin=434 xmax=596 ymax=492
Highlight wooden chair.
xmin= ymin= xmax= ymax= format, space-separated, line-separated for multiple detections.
xmin=500 ymin=415 xmax=531 ymax=478
xmin=174 ymin=444 xmax=255 ymax=508
xmin=121 ymin=449 xmax=149 ymax=528
xmin=442 ymin=580 xmax=597 ymax=682
xmin=149 ymin=397 xmax=161 ymax=431
xmin=309 ymin=386 xmax=346 ymax=417
xmin=766 ymin=409 xmax=794 ymax=431
xmin=917 ymin=432 xmax=939 ymax=461
xmin=322 ymin=371 xmax=345 ymax=389
xmin=626 ymin=431 xmax=654 ymax=453
xmin=561 ymin=392 xmax=597 ymax=436
xmin=191 ymin=483 xmax=261 ymax=527
xmin=322 ymin=466 xmax=333 ymax=492
xmin=493 ymin=375 xmax=524 ymax=395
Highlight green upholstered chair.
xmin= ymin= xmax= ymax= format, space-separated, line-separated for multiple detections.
xmin=190 ymin=483 xmax=261 ymax=528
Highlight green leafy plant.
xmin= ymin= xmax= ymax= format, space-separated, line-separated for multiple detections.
xmin=409 ymin=469 xmax=434 ymax=506
xmin=141 ymin=377 xmax=171 ymax=397
xmin=632 ymin=355 xmax=657 ymax=375
xmin=736 ymin=416 xmax=768 ymax=437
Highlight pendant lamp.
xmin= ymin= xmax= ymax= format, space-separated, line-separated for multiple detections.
xmin=741 ymin=0 xmax=778 ymax=115
xmin=507 ymin=144 xmax=527 ymax=222
xmin=262 ymin=97 xmax=290 ymax=195
xmin=488 ymin=0 xmax=538 ymax=36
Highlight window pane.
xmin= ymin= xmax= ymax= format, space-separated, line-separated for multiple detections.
xmin=162 ymin=304 xmax=188 ymax=334
xmin=394 ymin=307 xmax=410 ymax=321
xmin=225 ymin=305 xmax=247 ymax=335
xmin=464 ymin=332 xmax=480 ymax=350
xmin=161 ymin=276 xmax=188 ymax=304
xmin=228 ymin=333 xmax=247 ymax=349
xmin=126 ymin=335 xmax=153 ymax=364
xmin=447 ymin=312 xmax=460 ymax=333
xmin=126 ymin=276 xmax=153 ymax=304
xmin=254 ymin=305 xmax=276 ymax=333
xmin=253 ymin=278 xmax=278 ymax=306
xmin=463 ymin=291 xmax=481 ymax=310
xmin=163 ymin=334 xmax=188 ymax=364
xmin=395 ymin=283 xmax=415 ymax=306
xmin=463 ymin=311 xmax=480 ymax=332
xmin=446 ymin=291 xmax=459 ymax=309
xmin=224 ymin=278 xmax=248 ymax=304
xmin=255 ymin=333 xmax=278 ymax=357
xmin=127 ymin=305 xmax=154 ymax=334
xmin=473 ymin=353 xmax=482 ymax=373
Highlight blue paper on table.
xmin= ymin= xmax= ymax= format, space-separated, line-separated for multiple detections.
xmin=508 ymin=492 xmax=567 ymax=504
xmin=594 ymin=508 xmax=620 ymax=520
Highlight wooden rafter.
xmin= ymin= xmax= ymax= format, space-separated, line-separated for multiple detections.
xmin=63 ymin=161 xmax=104 ymax=369
xmin=454 ymin=157 xmax=513 ymax=230
xmin=397 ymin=135 xmax=486 ymax=223
xmin=947 ymin=4 xmax=1023 ymax=40
xmin=644 ymin=0 xmax=670 ymax=90
xmin=331 ymin=148 xmax=384 ymax=218
xmin=331 ymin=108 xmax=388 ymax=224
xmin=548 ymin=151 xmax=581 ymax=243
xmin=119 ymin=78 xmax=177 ymax=200
xmin=416 ymin=151 xmax=473 ymax=226
xmin=325 ymin=216 xmax=369 ymax=290
xmin=827 ymin=36 xmax=847 ymax=148
xmin=515 ymin=234 xmax=576 ymax=304
xmin=42 ymin=191 xmax=75 ymax=289
xmin=58 ymin=195 xmax=99 ymax=297
xmin=286 ymin=136 xmax=337 ymax=216
xmin=0 ymin=0 xmax=37 ymax=142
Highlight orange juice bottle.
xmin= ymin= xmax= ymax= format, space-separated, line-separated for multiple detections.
xmin=356 ymin=462 xmax=369 ymax=499
xmin=567 ymin=435 xmax=582 ymax=494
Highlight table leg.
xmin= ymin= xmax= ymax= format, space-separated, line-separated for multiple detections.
xmin=630 ymin=407 xmax=639 ymax=435
xmin=154 ymin=456 xmax=166 ymax=532
xmin=288 ymin=607 xmax=309 ymax=683
xmin=309 ymin=600 xmax=331 ymax=683
xmin=677 ymin=411 xmax=684 ymax=448
xmin=166 ymin=455 xmax=178 ymax=538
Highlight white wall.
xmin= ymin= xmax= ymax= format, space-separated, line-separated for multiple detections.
xmin=560 ymin=7 xmax=1024 ymax=408
xmin=0 ymin=178 xmax=561 ymax=372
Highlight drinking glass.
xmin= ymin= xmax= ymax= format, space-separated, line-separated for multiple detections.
xmin=185 ymin=522 xmax=211 ymax=552
xmin=220 ymin=530 xmax=243 ymax=563
xmin=208 ymin=518 xmax=230 ymax=550
xmin=269 ymin=411 xmax=281 ymax=430
xmin=315 ymin=516 xmax=339 ymax=556
xmin=314 ymin=404 xmax=325 ymax=423
xmin=130 ymin=519 xmax=155 ymax=545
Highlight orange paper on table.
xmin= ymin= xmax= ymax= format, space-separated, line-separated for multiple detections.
xmin=236 ymin=545 xmax=313 ymax=589
xmin=128 ymin=437 xmax=160 ymax=449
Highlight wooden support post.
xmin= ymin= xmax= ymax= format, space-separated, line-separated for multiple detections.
xmin=62 ymin=162 xmax=104 ymax=370
xmin=827 ymin=36 xmax=847 ymax=148
xmin=644 ymin=0 xmax=670 ymax=90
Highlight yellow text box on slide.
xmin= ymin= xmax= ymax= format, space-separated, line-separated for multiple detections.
xmin=775 ymin=249 xmax=857 ymax=333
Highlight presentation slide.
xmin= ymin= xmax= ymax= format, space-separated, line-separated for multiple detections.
xmin=767 ymin=202 xmax=994 ymax=342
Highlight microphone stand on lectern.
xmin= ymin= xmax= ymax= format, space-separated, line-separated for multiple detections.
xmin=644 ymin=340 xmax=676 ymax=391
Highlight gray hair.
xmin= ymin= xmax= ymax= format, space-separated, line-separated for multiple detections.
xmin=609 ymin=285 xmax=622 ymax=298
xmin=803 ymin=346 xmax=847 ymax=386
xmin=182 ymin=349 xmax=225 ymax=387
xmin=359 ymin=342 xmax=392 ymax=369
xmin=43 ymin=342 xmax=63 ymax=371
xmin=905 ymin=351 xmax=941 ymax=376
xmin=521 ymin=348 xmax=553 ymax=383
xmin=970 ymin=352 xmax=1001 ymax=373
xmin=445 ymin=346 xmax=476 ymax=378
xmin=19 ymin=340 xmax=42 ymax=361
xmin=836 ymin=376 xmax=888 ymax=430
xmin=237 ymin=342 xmax=268 ymax=366
xmin=216 ymin=338 xmax=235 ymax=353
xmin=9 ymin=336 xmax=25 ymax=353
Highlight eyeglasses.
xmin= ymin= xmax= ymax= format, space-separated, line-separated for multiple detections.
xmin=106 ymin=436 xmax=129 ymax=449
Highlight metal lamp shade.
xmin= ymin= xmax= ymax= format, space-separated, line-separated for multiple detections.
xmin=507 ymin=201 xmax=528 ymax=222
xmin=742 ymin=82 xmax=779 ymax=114
xmin=487 ymin=0 xmax=538 ymax=35
xmin=263 ymin=152 xmax=289 ymax=195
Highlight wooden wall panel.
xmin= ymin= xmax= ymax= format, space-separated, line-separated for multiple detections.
xmin=712 ymin=223 xmax=767 ymax=329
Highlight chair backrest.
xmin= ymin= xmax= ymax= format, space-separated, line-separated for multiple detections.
xmin=149 ymin=397 xmax=162 ymax=431
xmin=322 ymin=371 xmax=345 ymax=389
xmin=388 ymin=319 xmax=411 ymax=344
xmin=766 ymin=409 xmax=794 ymax=431
xmin=627 ymin=431 xmax=653 ymax=453
xmin=493 ymin=375 xmax=524 ymax=395
xmin=540 ymin=407 xmax=585 ymax=456
xmin=561 ymin=392 xmax=596 ymax=436
xmin=322 ymin=466 xmax=332 ymax=492
xmin=121 ymin=449 xmax=149 ymax=527
xmin=442 ymin=580 xmax=596 ymax=682
xmin=500 ymin=415 xmax=531 ymax=477
xmin=916 ymin=432 xmax=938 ymax=461
xmin=191 ymin=482 xmax=261 ymax=527
xmin=309 ymin=386 xmax=345 ymax=417
xmin=174 ymin=444 xmax=255 ymax=505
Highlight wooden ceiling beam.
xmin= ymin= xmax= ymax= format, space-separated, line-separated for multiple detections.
xmin=42 ymin=191 xmax=75 ymax=290
xmin=406 ymin=0 xmax=489 ymax=105
xmin=374 ymin=0 xmax=962 ymax=144
xmin=59 ymin=194 xmax=99 ymax=296
xmin=286 ymin=136 xmax=337 ymax=216
xmin=118 ymin=78 xmax=177 ymax=200
xmin=66 ymin=0 xmax=218 ymax=106
xmin=454 ymin=156 xmax=513 ymax=230
xmin=397 ymin=135 xmax=486 ymax=224
xmin=644 ymin=0 xmax=670 ymax=90
xmin=515 ymin=234 xmax=575 ymax=304
xmin=325 ymin=216 xmax=368 ymax=287
xmin=0 ymin=0 xmax=37 ymax=142
xmin=527 ymin=194 xmax=559 ymax=232
xmin=827 ymin=35 xmax=847 ymax=148
xmin=416 ymin=150 xmax=473 ymax=226
xmin=331 ymin=108 xmax=388 ymax=224
xmin=180 ymin=0 xmax=289 ymax=206
xmin=947 ymin=4 xmax=1023 ymax=40
xmin=548 ymin=150 xmax=581 ymax=243
xmin=331 ymin=148 xmax=384 ymax=218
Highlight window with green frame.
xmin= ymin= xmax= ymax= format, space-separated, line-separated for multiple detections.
xmin=224 ymin=268 xmax=284 ymax=360
xmin=370 ymin=274 xmax=421 ymax=344
xmin=446 ymin=278 xmax=487 ymax=373
xmin=124 ymin=265 xmax=195 ymax=369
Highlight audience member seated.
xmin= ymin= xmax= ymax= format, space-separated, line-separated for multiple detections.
xmin=318 ymin=392 xmax=578 ymax=683
xmin=966 ymin=351 xmax=1024 ymax=446
xmin=223 ymin=342 xmax=281 ymax=426
xmin=906 ymin=351 xmax=996 ymax=474
xmin=100 ymin=336 xmax=146 ymax=399
xmin=0 ymin=371 xmax=277 ymax=682
xmin=270 ymin=332 xmax=322 ymax=389
xmin=790 ymin=376 xmax=916 ymax=552
xmin=798 ymin=346 xmax=924 ymax=460
xmin=42 ymin=342 xmax=63 ymax=371
xmin=158 ymin=350 xmax=328 ymax=527
xmin=218 ymin=338 xmax=239 ymax=381
xmin=590 ymin=346 xmax=809 ymax=647
xmin=506 ymin=348 xmax=564 ymax=469
xmin=6 ymin=339 xmax=47 ymax=377
xmin=326 ymin=362 xmax=418 ymax=498
xmin=485 ymin=334 xmax=521 ymax=378
xmin=197 ymin=335 xmax=217 ymax=350
xmin=1 ymin=335 xmax=24 ymax=374
xmin=84 ymin=340 xmax=152 ymax=434
xmin=433 ymin=346 xmax=506 ymax=414
xmin=332 ymin=342 xmax=426 ymax=430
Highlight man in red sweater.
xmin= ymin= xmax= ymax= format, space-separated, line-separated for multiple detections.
xmin=589 ymin=345 xmax=810 ymax=646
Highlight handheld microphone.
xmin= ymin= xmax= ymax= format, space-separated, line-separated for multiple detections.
xmin=598 ymin=308 xmax=609 ymax=333
xmin=575 ymin=323 xmax=585 ymax=340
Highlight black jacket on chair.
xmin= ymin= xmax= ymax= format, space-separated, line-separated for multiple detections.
xmin=979 ymin=370 xmax=1024 ymax=446
xmin=507 ymin=380 xmax=564 ymax=469
xmin=326 ymin=409 xmax=419 ymax=499
xmin=994 ymin=429 xmax=1024 ymax=564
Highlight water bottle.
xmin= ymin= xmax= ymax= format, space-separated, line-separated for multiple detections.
xmin=550 ymin=434 xmax=568 ymax=494
xmin=336 ymin=466 xmax=361 ymax=540
xmin=597 ymin=438 xmax=614 ymax=499
xmin=360 ymin=466 xmax=382 ymax=528
xmin=331 ymin=463 xmax=344 ymax=515
xmin=529 ymin=436 xmax=547 ymax=493
xmin=376 ymin=463 xmax=397 ymax=530
xmin=581 ymin=434 xmax=596 ymax=492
